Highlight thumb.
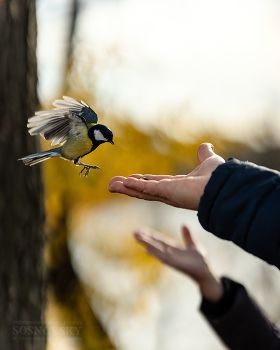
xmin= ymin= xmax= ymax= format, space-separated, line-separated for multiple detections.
xmin=197 ymin=143 xmax=215 ymax=164
xmin=181 ymin=225 xmax=195 ymax=247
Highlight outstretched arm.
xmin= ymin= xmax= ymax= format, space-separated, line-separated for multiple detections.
xmin=109 ymin=143 xmax=225 ymax=210
xmin=135 ymin=226 xmax=280 ymax=350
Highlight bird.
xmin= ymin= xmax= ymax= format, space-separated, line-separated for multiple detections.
xmin=19 ymin=96 xmax=114 ymax=177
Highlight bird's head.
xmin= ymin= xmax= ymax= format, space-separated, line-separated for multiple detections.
xmin=90 ymin=124 xmax=114 ymax=146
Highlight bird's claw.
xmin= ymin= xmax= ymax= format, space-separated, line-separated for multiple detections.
xmin=79 ymin=165 xmax=101 ymax=177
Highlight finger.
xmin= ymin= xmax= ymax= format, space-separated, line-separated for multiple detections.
xmin=127 ymin=174 xmax=144 ymax=179
xmin=134 ymin=230 xmax=163 ymax=247
xmin=109 ymin=181 xmax=157 ymax=199
xmin=135 ymin=233 xmax=164 ymax=251
xmin=141 ymin=174 xmax=173 ymax=180
xmin=134 ymin=229 xmax=177 ymax=247
xmin=109 ymin=176 xmax=127 ymax=186
xmin=123 ymin=177 xmax=157 ymax=194
xmin=140 ymin=174 xmax=188 ymax=180
xmin=135 ymin=231 xmax=187 ymax=268
xmin=197 ymin=143 xmax=215 ymax=164
xmin=134 ymin=232 xmax=167 ymax=259
xmin=146 ymin=244 xmax=179 ymax=266
xmin=181 ymin=225 xmax=195 ymax=247
xmin=109 ymin=181 xmax=175 ymax=205
xmin=128 ymin=174 xmax=174 ymax=181
xmin=145 ymin=246 xmax=167 ymax=261
xmin=134 ymin=230 xmax=180 ymax=264
xmin=123 ymin=177 xmax=170 ymax=198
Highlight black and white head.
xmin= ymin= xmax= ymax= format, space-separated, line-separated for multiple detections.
xmin=89 ymin=124 xmax=114 ymax=146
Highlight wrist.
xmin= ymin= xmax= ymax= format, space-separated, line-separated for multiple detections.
xmin=199 ymin=271 xmax=224 ymax=302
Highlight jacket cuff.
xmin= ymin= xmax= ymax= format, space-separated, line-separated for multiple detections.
xmin=197 ymin=158 xmax=240 ymax=236
xmin=200 ymin=277 xmax=239 ymax=318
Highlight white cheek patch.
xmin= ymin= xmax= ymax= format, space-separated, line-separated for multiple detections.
xmin=94 ymin=129 xmax=108 ymax=142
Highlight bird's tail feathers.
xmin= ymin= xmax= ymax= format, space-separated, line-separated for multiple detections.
xmin=19 ymin=148 xmax=61 ymax=166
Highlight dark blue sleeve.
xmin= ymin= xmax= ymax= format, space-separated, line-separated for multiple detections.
xmin=198 ymin=158 xmax=280 ymax=269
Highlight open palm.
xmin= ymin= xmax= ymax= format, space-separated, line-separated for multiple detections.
xmin=134 ymin=225 xmax=224 ymax=301
xmin=109 ymin=143 xmax=225 ymax=210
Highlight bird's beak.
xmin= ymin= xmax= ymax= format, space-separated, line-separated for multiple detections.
xmin=109 ymin=140 xmax=115 ymax=145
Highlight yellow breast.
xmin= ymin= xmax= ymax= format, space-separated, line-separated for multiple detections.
xmin=61 ymin=126 xmax=93 ymax=160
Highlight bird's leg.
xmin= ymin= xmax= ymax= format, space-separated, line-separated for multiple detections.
xmin=73 ymin=159 xmax=101 ymax=177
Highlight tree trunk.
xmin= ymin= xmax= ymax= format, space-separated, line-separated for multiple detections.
xmin=0 ymin=1 xmax=45 ymax=349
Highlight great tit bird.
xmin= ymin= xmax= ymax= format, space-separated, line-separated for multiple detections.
xmin=19 ymin=96 xmax=114 ymax=176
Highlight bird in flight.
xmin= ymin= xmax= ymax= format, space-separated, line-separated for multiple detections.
xmin=19 ymin=96 xmax=114 ymax=177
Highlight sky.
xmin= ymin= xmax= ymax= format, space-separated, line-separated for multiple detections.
xmin=37 ymin=0 xmax=280 ymax=141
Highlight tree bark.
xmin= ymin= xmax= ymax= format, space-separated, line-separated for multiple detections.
xmin=0 ymin=1 xmax=45 ymax=349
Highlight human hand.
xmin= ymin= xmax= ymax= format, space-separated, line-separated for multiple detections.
xmin=134 ymin=225 xmax=224 ymax=302
xmin=109 ymin=143 xmax=225 ymax=210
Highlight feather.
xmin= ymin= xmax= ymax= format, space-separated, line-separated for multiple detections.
xmin=52 ymin=96 xmax=98 ymax=124
xmin=27 ymin=107 xmax=88 ymax=145
xmin=19 ymin=148 xmax=61 ymax=166
xmin=27 ymin=96 xmax=98 ymax=145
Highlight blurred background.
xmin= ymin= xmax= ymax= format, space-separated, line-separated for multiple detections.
xmin=2 ymin=0 xmax=280 ymax=349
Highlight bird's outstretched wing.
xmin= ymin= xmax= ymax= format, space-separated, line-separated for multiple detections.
xmin=28 ymin=110 xmax=88 ymax=146
xmin=52 ymin=96 xmax=98 ymax=124
xmin=27 ymin=96 xmax=97 ymax=146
